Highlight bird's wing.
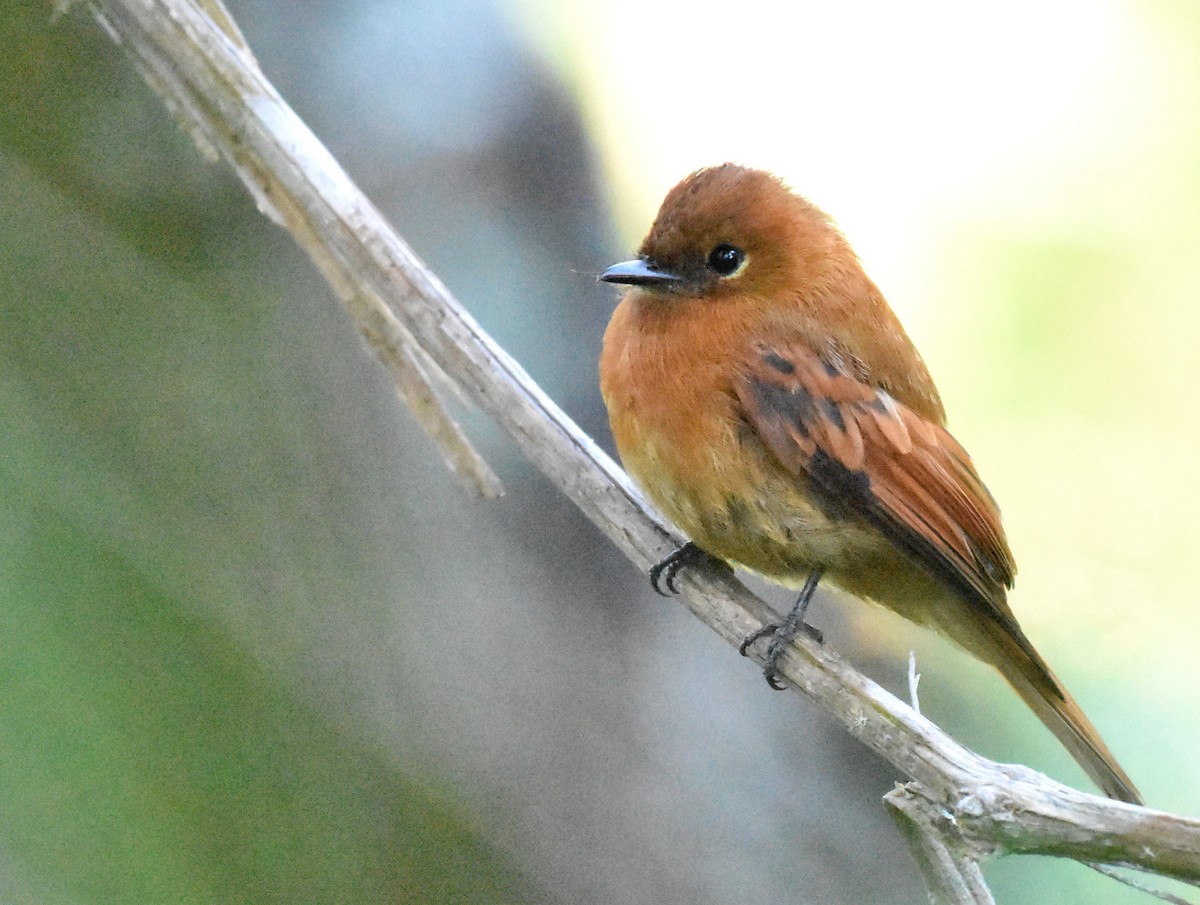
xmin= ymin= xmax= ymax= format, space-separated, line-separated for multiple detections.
xmin=737 ymin=342 xmax=1020 ymax=633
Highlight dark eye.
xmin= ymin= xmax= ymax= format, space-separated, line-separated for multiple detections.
xmin=706 ymin=243 xmax=745 ymax=276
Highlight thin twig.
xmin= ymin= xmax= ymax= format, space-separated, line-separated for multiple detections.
xmin=908 ymin=650 xmax=921 ymax=714
xmin=1086 ymin=863 xmax=1195 ymax=905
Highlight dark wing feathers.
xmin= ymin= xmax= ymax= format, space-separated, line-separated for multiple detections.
xmin=738 ymin=343 xmax=1020 ymax=637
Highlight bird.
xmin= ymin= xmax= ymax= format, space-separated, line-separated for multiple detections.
xmin=598 ymin=163 xmax=1141 ymax=804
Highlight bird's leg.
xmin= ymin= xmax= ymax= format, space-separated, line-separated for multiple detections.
xmin=648 ymin=542 xmax=723 ymax=596
xmin=740 ymin=570 xmax=824 ymax=690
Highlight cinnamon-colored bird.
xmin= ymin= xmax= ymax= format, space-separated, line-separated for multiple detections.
xmin=599 ymin=164 xmax=1140 ymax=804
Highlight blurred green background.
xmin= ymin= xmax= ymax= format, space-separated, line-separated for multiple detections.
xmin=2 ymin=0 xmax=1198 ymax=902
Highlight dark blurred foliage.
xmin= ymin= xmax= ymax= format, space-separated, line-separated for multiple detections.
xmin=0 ymin=0 xmax=1159 ymax=902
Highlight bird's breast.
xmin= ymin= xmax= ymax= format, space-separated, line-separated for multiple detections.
xmin=599 ymin=294 xmax=891 ymax=585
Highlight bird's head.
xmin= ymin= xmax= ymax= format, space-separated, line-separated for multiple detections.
xmin=601 ymin=164 xmax=851 ymax=305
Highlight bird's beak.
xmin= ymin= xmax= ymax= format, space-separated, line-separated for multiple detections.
xmin=599 ymin=258 xmax=682 ymax=288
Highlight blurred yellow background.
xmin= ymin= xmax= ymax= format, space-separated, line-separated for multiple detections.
xmin=1 ymin=0 xmax=1197 ymax=903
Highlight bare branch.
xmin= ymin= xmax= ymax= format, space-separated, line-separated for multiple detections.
xmin=81 ymin=0 xmax=501 ymax=498
xmin=74 ymin=0 xmax=1200 ymax=899
xmin=887 ymin=784 xmax=997 ymax=905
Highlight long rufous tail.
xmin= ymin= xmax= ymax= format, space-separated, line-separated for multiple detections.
xmin=976 ymin=618 xmax=1142 ymax=804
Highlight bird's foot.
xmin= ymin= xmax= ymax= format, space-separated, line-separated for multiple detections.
xmin=739 ymin=621 xmax=824 ymax=689
xmin=738 ymin=570 xmax=825 ymax=690
xmin=648 ymin=542 xmax=725 ymax=596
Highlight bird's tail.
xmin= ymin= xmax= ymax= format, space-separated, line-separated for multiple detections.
xmin=972 ymin=617 xmax=1142 ymax=805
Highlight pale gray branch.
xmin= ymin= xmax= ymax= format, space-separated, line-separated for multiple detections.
xmin=887 ymin=784 xmax=997 ymax=905
xmin=78 ymin=0 xmax=501 ymax=498
xmin=75 ymin=0 xmax=1200 ymax=899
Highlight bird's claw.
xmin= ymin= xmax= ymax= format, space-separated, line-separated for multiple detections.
xmin=738 ymin=623 xmax=778 ymax=657
xmin=649 ymin=542 xmax=717 ymax=596
xmin=649 ymin=554 xmax=684 ymax=596
xmin=741 ymin=616 xmax=823 ymax=690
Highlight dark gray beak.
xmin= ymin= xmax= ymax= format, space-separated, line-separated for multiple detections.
xmin=599 ymin=258 xmax=682 ymax=288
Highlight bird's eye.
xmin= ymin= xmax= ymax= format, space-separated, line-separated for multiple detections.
xmin=706 ymin=243 xmax=745 ymax=277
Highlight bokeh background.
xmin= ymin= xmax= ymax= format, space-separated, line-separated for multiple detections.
xmin=2 ymin=0 xmax=1199 ymax=902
